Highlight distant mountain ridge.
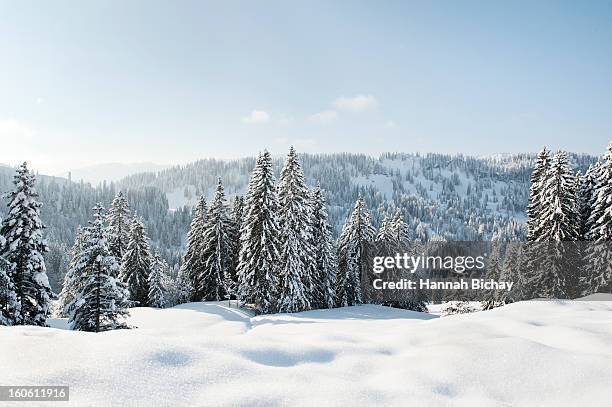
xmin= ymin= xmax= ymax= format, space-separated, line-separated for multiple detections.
xmin=57 ymin=162 xmax=170 ymax=185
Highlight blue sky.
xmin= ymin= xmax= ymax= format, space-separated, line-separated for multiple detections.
xmin=1 ymin=0 xmax=611 ymax=174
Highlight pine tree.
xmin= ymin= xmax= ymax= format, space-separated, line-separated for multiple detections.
xmin=527 ymin=148 xmax=551 ymax=241
xmin=277 ymin=147 xmax=314 ymax=312
xmin=576 ymin=168 xmax=595 ymax=240
xmin=237 ymin=151 xmax=281 ymax=314
xmin=57 ymin=226 xmax=86 ymax=316
xmin=536 ymin=151 xmax=580 ymax=241
xmin=584 ymin=142 xmax=612 ymax=293
xmin=148 ymin=252 xmax=168 ymax=308
xmin=0 ymin=163 xmax=52 ymax=326
xmin=309 ymin=185 xmax=337 ymax=309
xmin=66 ymin=204 xmax=130 ymax=332
xmin=120 ymin=218 xmax=152 ymax=306
xmin=0 ymin=256 xmax=17 ymax=325
xmin=198 ymin=178 xmax=232 ymax=301
xmin=173 ymin=265 xmax=194 ymax=305
xmin=180 ymin=196 xmax=207 ymax=301
xmin=227 ymin=196 xmax=245 ymax=294
xmin=107 ymin=191 xmax=131 ymax=262
xmin=528 ymin=151 xmax=580 ymax=298
xmin=336 ymin=198 xmax=375 ymax=306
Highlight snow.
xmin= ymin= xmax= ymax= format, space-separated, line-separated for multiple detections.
xmin=2 ymin=300 xmax=612 ymax=406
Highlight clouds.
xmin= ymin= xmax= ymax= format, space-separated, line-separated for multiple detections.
xmin=332 ymin=95 xmax=378 ymax=112
xmin=242 ymin=110 xmax=270 ymax=124
xmin=242 ymin=94 xmax=388 ymax=128
xmin=308 ymin=110 xmax=338 ymax=125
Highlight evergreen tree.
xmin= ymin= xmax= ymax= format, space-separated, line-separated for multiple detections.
xmin=148 ymin=252 xmax=168 ymax=308
xmin=57 ymin=226 xmax=86 ymax=316
xmin=107 ymin=191 xmax=131 ymax=262
xmin=120 ymin=218 xmax=152 ymax=306
xmin=309 ymin=185 xmax=337 ymax=309
xmin=528 ymin=151 xmax=580 ymax=298
xmin=527 ymin=148 xmax=551 ymax=241
xmin=180 ymin=196 xmax=207 ymax=301
xmin=237 ymin=151 xmax=281 ymax=313
xmin=198 ymin=178 xmax=232 ymax=301
xmin=536 ymin=151 xmax=580 ymax=241
xmin=0 ymin=163 xmax=52 ymax=326
xmin=576 ymin=168 xmax=595 ymax=240
xmin=173 ymin=265 xmax=194 ymax=305
xmin=584 ymin=143 xmax=612 ymax=293
xmin=336 ymin=198 xmax=375 ymax=306
xmin=277 ymin=148 xmax=314 ymax=312
xmin=66 ymin=204 xmax=130 ymax=332
xmin=0 ymin=256 xmax=16 ymax=325
xmin=227 ymin=196 xmax=245 ymax=293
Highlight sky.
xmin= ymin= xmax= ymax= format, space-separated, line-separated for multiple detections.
xmin=1 ymin=0 xmax=611 ymax=175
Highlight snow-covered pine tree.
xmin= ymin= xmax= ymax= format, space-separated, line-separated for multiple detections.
xmin=148 ymin=251 xmax=168 ymax=308
xmin=0 ymin=256 xmax=17 ymax=325
xmin=120 ymin=217 xmax=152 ymax=306
xmin=197 ymin=178 xmax=232 ymax=301
xmin=66 ymin=204 xmax=130 ymax=332
xmin=536 ymin=151 xmax=580 ymax=241
xmin=391 ymin=209 xmax=411 ymax=247
xmin=584 ymin=142 xmax=612 ymax=293
xmin=309 ymin=185 xmax=337 ymax=309
xmin=173 ymin=265 xmax=194 ymax=305
xmin=577 ymin=168 xmax=595 ymax=240
xmin=57 ymin=226 xmax=86 ymax=316
xmin=528 ymin=151 xmax=580 ymax=298
xmin=277 ymin=147 xmax=315 ymax=312
xmin=527 ymin=147 xmax=551 ymax=241
xmin=587 ymin=142 xmax=612 ymax=241
xmin=107 ymin=191 xmax=132 ymax=263
xmin=227 ymin=195 xmax=245 ymax=294
xmin=0 ymin=162 xmax=52 ymax=326
xmin=180 ymin=195 xmax=207 ymax=301
xmin=236 ymin=151 xmax=282 ymax=314
xmin=376 ymin=212 xmax=396 ymax=250
xmin=336 ymin=197 xmax=375 ymax=307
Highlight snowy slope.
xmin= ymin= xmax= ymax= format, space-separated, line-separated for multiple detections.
xmin=2 ymin=301 xmax=612 ymax=407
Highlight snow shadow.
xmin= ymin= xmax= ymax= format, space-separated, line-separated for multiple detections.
xmin=242 ymin=349 xmax=335 ymax=367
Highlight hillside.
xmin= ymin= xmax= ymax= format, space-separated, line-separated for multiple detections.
xmin=1 ymin=300 xmax=611 ymax=406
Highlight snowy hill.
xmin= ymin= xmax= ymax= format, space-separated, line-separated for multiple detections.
xmin=2 ymin=300 xmax=611 ymax=406
xmin=58 ymin=162 xmax=170 ymax=186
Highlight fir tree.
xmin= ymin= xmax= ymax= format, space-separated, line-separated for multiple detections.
xmin=173 ymin=265 xmax=194 ymax=305
xmin=577 ymin=168 xmax=595 ymax=240
xmin=527 ymin=148 xmax=551 ymax=241
xmin=120 ymin=218 xmax=152 ymax=306
xmin=0 ymin=256 xmax=16 ymax=325
xmin=107 ymin=191 xmax=132 ymax=263
xmin=66 ymin=204 xmax=130 ymax=332
xmin=227 ymin=195 xmax=245 ymax=294
xmin=536 ymin=151 xmax=580 ymax=241
xmin=584 ymin=142 xmax=612 ymax=293
xmin=180 ymin=195 xmax=207 ymax=301
xmin=236 ymin=151 xmax=281 ymax=314
xmin=57 ymin=226 xmax=86 ymax=316
xmin=0 ymin=163 xmax=52 ymax=326
xmin=336 ymin=198 xmax=375 ymax=306
xmin=198 ymin=178 xmax=232 ymax=301
xmin=277 ymin=147 xmax=314 ymax=312
xmin=148 ymin=252 xmax=168 ymax=308
xmin=309 ymin=185 xmax=337 ymax=309
xmin=528 ymin=151 xmax=580 ymax=298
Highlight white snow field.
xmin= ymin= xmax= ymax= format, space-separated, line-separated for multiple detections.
xmin=2 ymin=300 xmax=612 ymax=407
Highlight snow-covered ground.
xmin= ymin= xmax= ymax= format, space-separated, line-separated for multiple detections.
xmin=2 ymin=300 xmax=612 ymax=406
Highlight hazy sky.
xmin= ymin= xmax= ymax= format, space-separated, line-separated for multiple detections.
xmin=1 ymin=0 xmax=611 ymax=174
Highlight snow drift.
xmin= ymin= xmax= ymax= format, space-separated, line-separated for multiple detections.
xmin=1 ymin=300 xmax=612 ymax=406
